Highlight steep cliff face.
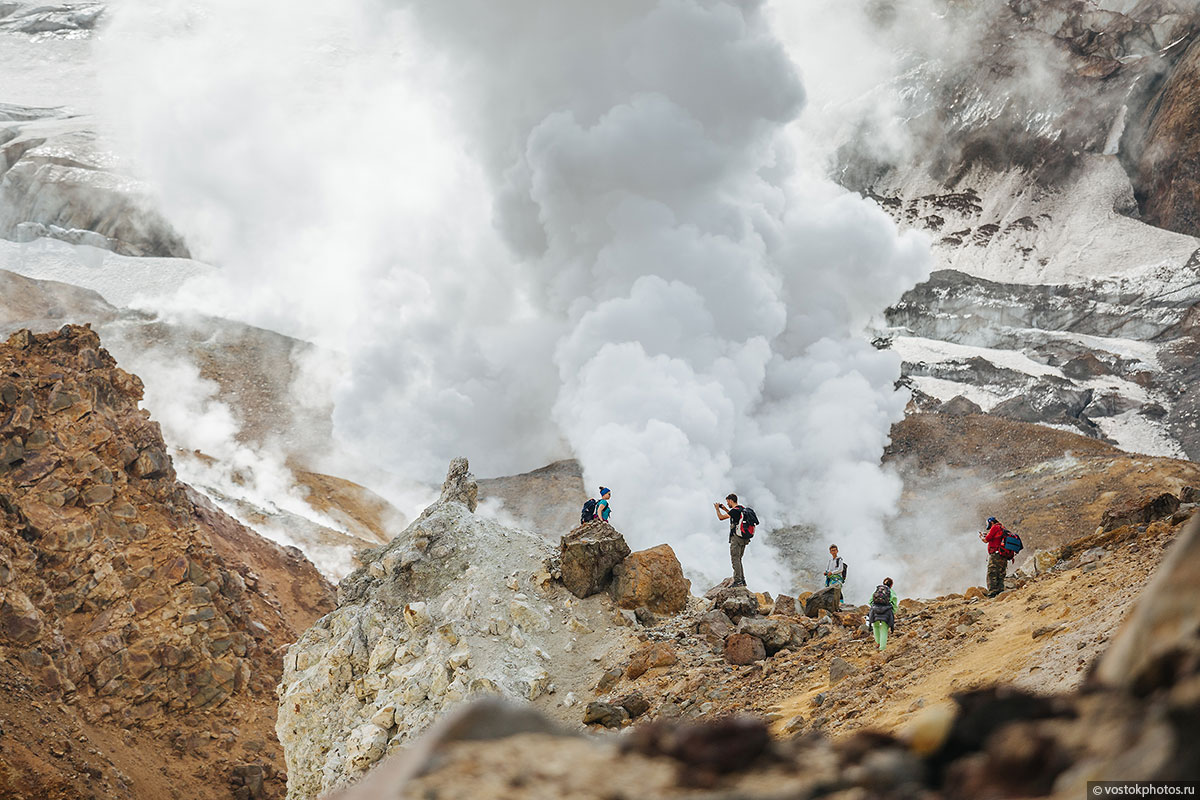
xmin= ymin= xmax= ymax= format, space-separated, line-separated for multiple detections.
xmin=0 ymin=324 xmax=335 ymax=800
xmin=1130 ymin=34 xmax=1200 ymax=237
xmin=277 ymin=459 xmax=643 ymax=800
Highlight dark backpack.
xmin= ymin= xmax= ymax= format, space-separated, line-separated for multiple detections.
xmin=872 ymin=584 xmax=891 ymax=607
xmin=581 ymin=499 xmax=597 ymax=524
xmin=841 ymin=561 xmax=848 ymax=581
xmin=738 ymin=506 xmax=759 ymax=538
xmin=1001 ymin=527 xmax=1023 ymax=558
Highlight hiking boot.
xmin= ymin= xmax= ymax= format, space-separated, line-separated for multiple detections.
xmin=732 ymin=579 xmax=747 ymax=588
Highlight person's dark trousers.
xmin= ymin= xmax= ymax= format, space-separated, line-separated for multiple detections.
xmin=729 ymin=534 xmax=747 ymax=585
xmin=987 ymin=552 xmax=1008 ymax=595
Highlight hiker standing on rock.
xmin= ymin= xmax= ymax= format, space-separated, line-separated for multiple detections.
xmin=824 ymin=545 xmax=847 ymax=588
xmin=867 ymin=578 xmax=898 ymax=651
xmin=595 ymin=487 xmax=613 ymax=522
xmin=715 ymin=494 xmax=751 ymax=588
xmin=980 ymin=516 xmax=1010 ymax=597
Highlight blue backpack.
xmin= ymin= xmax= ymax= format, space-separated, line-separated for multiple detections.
xmin=581 ymin=499 xmax=597 ymax=524
xmin=1002 ymin=527 xmax=1023 ymax=556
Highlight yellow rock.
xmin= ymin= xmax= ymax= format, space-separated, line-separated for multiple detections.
xmin=904 ymin=704 xmax=956 ymax=756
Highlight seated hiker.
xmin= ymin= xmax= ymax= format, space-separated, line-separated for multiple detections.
xmin=595 ymin=487 xmax=612 ymax=522
xmin=824 ymin=544 xmax=846 ymax=588
xmin=867 ymin=578 xmax=898 ymax=651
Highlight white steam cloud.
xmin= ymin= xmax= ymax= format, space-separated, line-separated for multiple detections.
xmin=98 ymin=0 xmax=930 ymax=594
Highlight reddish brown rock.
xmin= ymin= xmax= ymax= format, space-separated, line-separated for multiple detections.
xmin=724 ymin=633 xmax=766 ymax=665
xmin=610 ymin=544 xmax=690 ymax=615
xmin=0 ymin=588 xmax=43 ymax=644
xmin=0 ymin=326 xmax=335 ymax=800
xmin=625 ymin=641 xmax=678 ymax=680
xmin=772 ymin=594 xmax=797 ymax=616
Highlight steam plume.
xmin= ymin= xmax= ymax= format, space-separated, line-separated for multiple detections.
xmin=99 ymin=0 xmax=930 ymax=593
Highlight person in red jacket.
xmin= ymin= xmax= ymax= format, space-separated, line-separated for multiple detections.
xmin=980 ymin=516 xmax=1009 ymax=596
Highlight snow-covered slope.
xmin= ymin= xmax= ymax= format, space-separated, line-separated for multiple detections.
xmin=835 ymin=1 xmax=1200 ymax=460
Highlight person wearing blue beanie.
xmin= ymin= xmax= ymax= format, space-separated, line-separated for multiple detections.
xmin=595 ymin=487 xmax=612 ymax=522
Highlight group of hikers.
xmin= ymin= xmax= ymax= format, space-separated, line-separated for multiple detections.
xmin=580 ymin=488 xmax=1023 ymax=652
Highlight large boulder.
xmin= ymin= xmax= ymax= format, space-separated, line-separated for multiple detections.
xmin=938 ymin=395 xmax=983 ymax=417
xmin=737 ymin=617 xmax=807 ymax=655
xmin=708 ymin=585 xmax=759 ymax=623
xmin=805 ymin=586 xmax=843 ymax=618
xmin=610 ymin=544 xmax=690 ymax=615
xmin=771 ymin=594 xmax=797 ymax=616
xmin=625 ymin=642 xmax=677 ymax=680
xmin=559 ymin=522 xmax=631 ymax=598
xmin=724 ymin=633 xmax=766 ymax=665
xmin=695 ymin=609 xmax=735 ymax=641
xmin=583 ymin=702 xmax=629 ymax=728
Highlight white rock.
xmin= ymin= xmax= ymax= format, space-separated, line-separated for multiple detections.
xmin=367 ymin=639 xmax=396 ymax=672
xmin=509 ymin=599 xmax=547 ymax=632
xmin=370 ymin=704 xmax=396 ymax=730
xmin=403 ymin=602 xmax=431 ymax=630
xmin=436 ymin=622 xmax=459 ymax=645
xmin=345 ymin=724 xmax=389 ymax=770
xmin=447 ymin=647 xmax=472 ymax=671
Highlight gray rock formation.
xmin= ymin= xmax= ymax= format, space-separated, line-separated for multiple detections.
xmin=478 ymin=459 xmax=587 ymax=537
xmin=0 ymin=3 xmax=104 ymax=33
xmin=277 ymin=459 xmax=638 ymax=800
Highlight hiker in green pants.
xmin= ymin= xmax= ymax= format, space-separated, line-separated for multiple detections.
xmin=867 ymin=578 xmax=898 ymax=651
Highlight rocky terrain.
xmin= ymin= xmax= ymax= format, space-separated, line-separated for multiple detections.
xmin=299 ymin=485 xmax=1200 ymax=800
xmin=0 ymin=324 xmax=335 ymax=800
xmin=276 ymin=458 xmax=696 ymax=800
xmin=274 ymin=407 xmax=1200 ymax=799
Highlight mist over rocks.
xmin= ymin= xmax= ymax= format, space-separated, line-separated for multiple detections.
xmin=0 ymin=3 xmax=104 ymax=34
xmin=788 ymin=0 xmax=1200 ymax=462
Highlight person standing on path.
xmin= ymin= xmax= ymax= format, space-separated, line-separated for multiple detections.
xmin=824 ymin=545 xmax=846 ymax=588
xmin=867 ymin=578 xmax=898 ymax=651
xmin=980 ymin=516 xmax=1010 ymax=596
xmin=714 ymin=494 xmax=749 ymax=587
xmin=595 ymin=487 xmax=613 ymax=522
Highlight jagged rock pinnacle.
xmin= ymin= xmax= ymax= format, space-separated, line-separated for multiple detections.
xmin=440 ymin=457 xmax=478 ymax=512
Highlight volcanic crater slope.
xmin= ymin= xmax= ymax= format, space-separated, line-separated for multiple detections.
xmin=0 ymin=324 xmax=335 ymax=800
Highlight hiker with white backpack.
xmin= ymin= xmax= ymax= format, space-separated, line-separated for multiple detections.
xmin=824 ymin=544 xmax=847 ymax=588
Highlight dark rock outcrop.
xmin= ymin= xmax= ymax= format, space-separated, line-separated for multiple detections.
xmin=559 ymin=521 xmax=630 ymax=598
xmin=1101 ymin=492 xmax=1180 ymax=531
xmin=805 ymin=586 xmax=843 ymax=618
